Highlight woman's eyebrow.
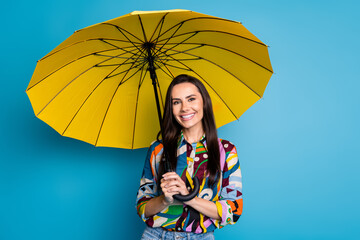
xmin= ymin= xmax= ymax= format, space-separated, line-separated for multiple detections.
xmin=185 ymin=94 xmax=196 ymax=99
xmin=171 ymin=94 xmax=197 ymax=101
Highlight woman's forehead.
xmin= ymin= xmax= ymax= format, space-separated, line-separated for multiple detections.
xmin=171 ymin=82 xmax=200 ymax=98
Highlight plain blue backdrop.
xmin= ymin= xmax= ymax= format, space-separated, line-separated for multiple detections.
xmin=1 ymin=0 xmax=359 ymax=239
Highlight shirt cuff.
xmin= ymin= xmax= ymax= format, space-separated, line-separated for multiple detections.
xmin=211 ymin=200 xmax=233 ymax=228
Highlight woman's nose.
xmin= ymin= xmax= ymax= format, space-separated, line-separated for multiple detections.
xmin=180 ymin=101 xmax=190 ymax=111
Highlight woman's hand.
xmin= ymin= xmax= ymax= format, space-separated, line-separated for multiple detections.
xmin=161 ymin=172 xmax=189 ymax=203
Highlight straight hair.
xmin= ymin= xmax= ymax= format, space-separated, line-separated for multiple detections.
xmin=158 ymin=74 xmax=220 ymax=187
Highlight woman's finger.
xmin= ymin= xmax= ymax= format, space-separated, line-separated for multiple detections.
xmin=163 ymin=173 xmax=184 ymax=183
xmin=162 ymin=172 xmax=180 ymax=179
xmin=162 ymin=172 xmax=189 ymax=195
xmin=165 ymin=179 xmax=184 ymax=188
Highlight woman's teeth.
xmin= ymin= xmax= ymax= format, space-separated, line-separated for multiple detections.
xmin=181 ymin=113 xmax=195 ymax=119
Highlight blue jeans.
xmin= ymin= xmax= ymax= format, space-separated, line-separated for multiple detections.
xmin=141 ymin=226 xmax=215 ymax=240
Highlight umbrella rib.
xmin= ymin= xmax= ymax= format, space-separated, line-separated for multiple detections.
xmin=131 ymin=66 xmax=148 ymax=149
xmin=102 ymin=23 xmax=145 ymax=54
xmin=35 ymin=50 xmax=137 ymax=117
xmin=27 ymin=47 xmax=136 ymax=91
xmin=94 ymin=54 xmax=145 ymax=146
xmin=94 ymin=54 xmax=139 ymax=60
xmin=158 ymin=61 xmax=196 ymax=72
xmin=154 ymin=48 xmax=194 ymax=73
xmin=39 ymin=38 xmax=141 ymax=62
xmin=62 ymin=63 xmax=122 ymax=136
xmin=152 ymin=47 xmax=193 ymax=79
xmin=158 ymin=44 xmax=204 ymax=59
xmin=154 ymin=54 xmax=195 ymax=74
xmin=155 ymin=17 xmax=224 ymax=39
xmin=149 ymin=12 xmax=168 ymax=46
xmin=92 ymin=47 xmax=143 ymax=64
xmin=97 ymin=38 xmax=142 ymax=45
xmin=195 ymin=72 xmax=238 ymax=121
xmin=101 ymin=23 xmax=145 ymax=44
xmin=155 ymin=71 xmax=166 ymax=117
xmin=162 ymin=42 xmax=273 ymax=74
xmin=104 ymin=61 xmax=144 ymax=80
xmin=151 ymin=47 xmax=175 ymax=77
xmin=161 ymin=46 xmax=263 ymax=98
xmin=154 ymin=27 xmax=271 ymax=73
xmin=154 ymin=23 xmax=271 ymax=72
xmin=100 ymin=39 xmax=136 ymax=51
xmin=99 ymin=39 xmax=145 ymax=60
xmin=158 ymin=29 xmax=267 ymax=47
xmin=95 ymin=63 xmax=137 ymax=67
xmin=154 ymin=63 xmax=176 ymax=79
xmin=95 ymin=67 xmax=144 ymax=146
xmin=61 ymin=50 xmax=140 ymax=136
xmin=156 ymin=17 xmax=266 ymax=46
xmin=155 ymin=48 xmax=240 ymax=120
xmin=138 ymin=15 xmax=148 ymax=43
xmin=154 ymin=22 xmax=184 ymax=55
xmin=155 ymin=32 xmax=199 ymax=58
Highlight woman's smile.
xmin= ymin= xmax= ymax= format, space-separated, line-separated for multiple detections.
xmin=180 ymin=113 xmax=195 ymax=120
xmin=171 ymin=82 xmax=204 ymax=133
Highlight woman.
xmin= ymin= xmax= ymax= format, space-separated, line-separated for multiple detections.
xmin=136 ymin=74 xmax=243 ymax=239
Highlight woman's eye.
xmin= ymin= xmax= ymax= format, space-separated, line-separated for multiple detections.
xmin=189 ymin=98 xmax=196 ymax=102
xmin=173 ymin=100 xmax=180 ymax=105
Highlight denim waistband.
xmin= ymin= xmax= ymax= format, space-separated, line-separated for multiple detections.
xmin=141 ymin=226 xmax=214 ymax=240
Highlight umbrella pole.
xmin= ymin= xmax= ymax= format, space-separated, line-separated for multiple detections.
xmin=146 ymin=45 xmax=199 ymax=201
xmin=146 ymin=46 xmax=171 ymax=172
xmin=147 ymin=53 xmax=163 ymax=134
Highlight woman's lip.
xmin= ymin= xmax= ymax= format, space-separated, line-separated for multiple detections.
xmin=180 ymin=113 xmax=195 ymax=120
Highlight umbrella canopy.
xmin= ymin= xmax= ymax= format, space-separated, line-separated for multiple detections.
xmin=26 ymin=9 xmax=273 ymax=149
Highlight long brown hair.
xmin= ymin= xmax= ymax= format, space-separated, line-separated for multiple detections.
xmin=158 ymin=74 xmax=220 ymax=187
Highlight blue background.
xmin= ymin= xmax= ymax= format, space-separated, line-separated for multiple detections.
xmin=1 ymin=0 xmax=359 ymax=239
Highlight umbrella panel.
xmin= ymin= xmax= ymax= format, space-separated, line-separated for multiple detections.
xmin=27 ymin=9 xmax=273 ymax=149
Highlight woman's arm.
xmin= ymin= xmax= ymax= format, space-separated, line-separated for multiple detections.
xmin=144 ymin=175 xmax=181 ymax=218
xmin=136 ymin=142 xmax=166 ymax=221
xmin=211 ymin=143 xmax=243 ymax=227
xmin=161 ymin=172 xmax=221 ymax=220
xmin=185 ymin=197 xmax=221 ymax=220
xmin=144 ymin=195 xmax=169 ymax=218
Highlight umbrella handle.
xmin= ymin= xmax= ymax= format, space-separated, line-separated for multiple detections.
xmin=163 ymin=156 xmax=200 ymax=202
xmin=173 ymin=176 xmax=200 ymax=202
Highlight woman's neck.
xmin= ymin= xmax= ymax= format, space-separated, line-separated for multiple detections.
xmin=182 ymin=127 xmax=204 ymax=144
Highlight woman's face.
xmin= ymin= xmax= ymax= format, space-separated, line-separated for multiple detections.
xmin=171 ymin=82 xmax=204 ymax=132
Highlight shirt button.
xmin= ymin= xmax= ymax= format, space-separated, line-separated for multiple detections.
xmin=184 ymin=207 xmax=188 ymax=212
xmin=187 ymin=186 xmax=191 ymax=191
xmin=177 ymin=227 xmax=182 ymax=231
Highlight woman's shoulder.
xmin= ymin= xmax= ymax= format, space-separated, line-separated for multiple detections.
xmin=149 ymin=139 xmax=163 ymax=147
xmin=218 ymin=138 xmax=236 ymax=151
xmin=148 ymin=140 xmax=164 ymax=154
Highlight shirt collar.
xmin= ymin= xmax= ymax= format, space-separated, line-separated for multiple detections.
xmin=178 ymin=130 xmax=206 ymax=147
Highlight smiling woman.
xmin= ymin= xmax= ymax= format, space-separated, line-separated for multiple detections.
xmin=136 ymin=74 xmax=243 ymax=239
xmin=171 ymin=82 xmax=204 ymax=140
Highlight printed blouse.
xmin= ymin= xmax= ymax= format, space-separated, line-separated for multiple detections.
xmin=136 ymin=134 xmax=243 ymax=233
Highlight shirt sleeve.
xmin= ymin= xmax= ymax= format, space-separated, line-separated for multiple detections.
xmin=212 ymin=145 xmax=243 ymax=228
xmin=136 ymin=142 xmax=162 ymax=223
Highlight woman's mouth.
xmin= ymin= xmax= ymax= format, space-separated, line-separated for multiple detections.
xmin=180 ymin=113 xmax=195 ymax=121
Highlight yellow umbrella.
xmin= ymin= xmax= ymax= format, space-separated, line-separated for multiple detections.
xmin=26 ymin=9 xmax=273 ymax=149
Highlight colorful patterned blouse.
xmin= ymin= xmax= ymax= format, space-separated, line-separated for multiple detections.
xmin=136 ymin=134 xmax=243 ymax=233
